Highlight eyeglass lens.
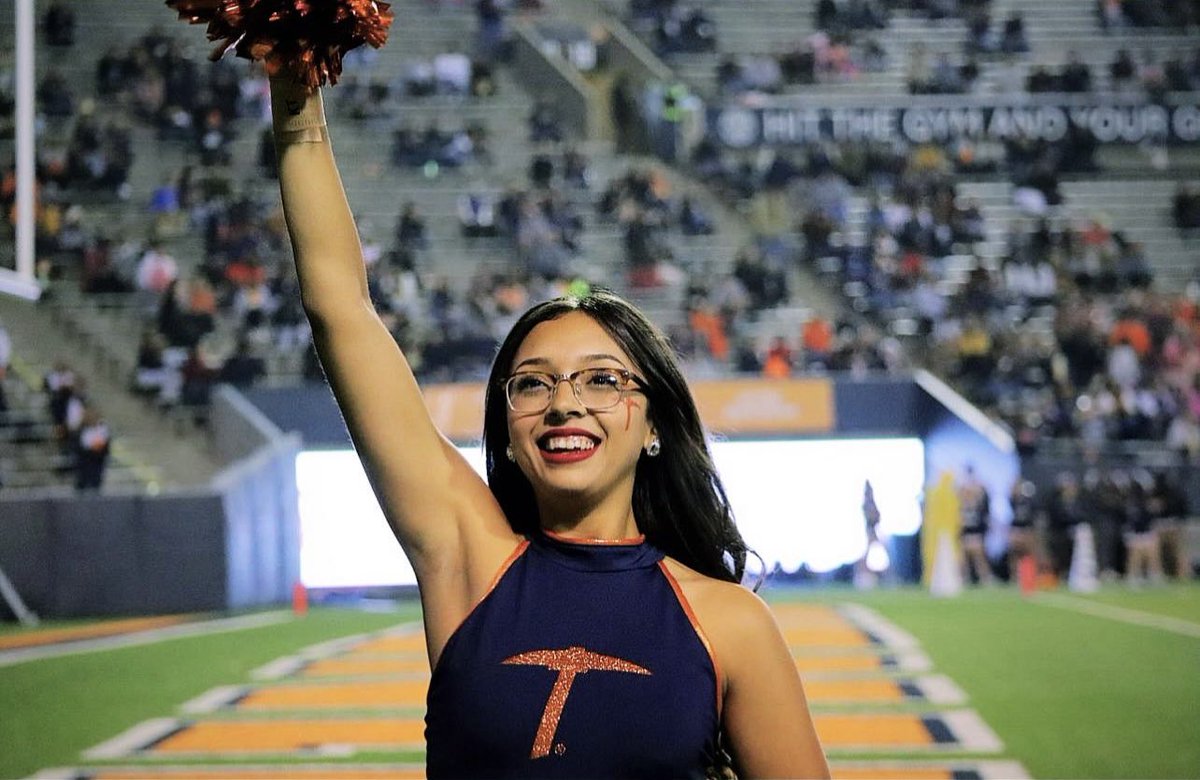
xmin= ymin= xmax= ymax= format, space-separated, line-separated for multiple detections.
xmin=507 ymin=369 xmax=626 ymax=412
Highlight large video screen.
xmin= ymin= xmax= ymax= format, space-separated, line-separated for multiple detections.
xmin=296 ymin=437 xmax=925 ymax=588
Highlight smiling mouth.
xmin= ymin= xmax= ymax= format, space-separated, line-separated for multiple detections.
xmin=536 ymin=432 xmax=600 ymax=463
xmin=539 ymin=435 xmax=598 ymax=453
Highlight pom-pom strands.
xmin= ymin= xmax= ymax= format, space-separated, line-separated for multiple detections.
xmin=165 ymin=0 xmax=394 ymax=88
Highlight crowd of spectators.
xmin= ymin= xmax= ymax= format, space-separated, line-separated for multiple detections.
xmin=1038 ymin=465 xmax=1193 ymax=582
xmin=1097 ymin=0 xmax=1200 ymax=31
xmin=16 ymin=1 xmax=1200 ymax=474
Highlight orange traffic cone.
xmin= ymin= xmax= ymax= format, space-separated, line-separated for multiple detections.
xmin=292 ymin=581 xmax=308 ymax=617
xmin=1018 ymin=554 xmax=1037 ymax=596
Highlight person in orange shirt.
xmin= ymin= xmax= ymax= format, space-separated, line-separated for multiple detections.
xmin=762 ymin=336 xmax=793 ymax=378
xmin=802 ymin=316 xmax=833 ymax=367
xmin=1109 ymin=315 xmax=1151 ymax=357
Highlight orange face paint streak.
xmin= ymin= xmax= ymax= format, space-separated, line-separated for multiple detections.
xmin=622 ymin=397 xmax=638 ymax=431
xmin=503 ymin=646 xmax=651 ymax=759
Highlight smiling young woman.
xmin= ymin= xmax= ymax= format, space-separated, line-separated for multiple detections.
xmin=270 ymin=74 xmax=828 ymax=779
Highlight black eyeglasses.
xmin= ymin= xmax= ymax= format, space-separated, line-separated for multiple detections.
xmin=503 ymin=368 xmax=645 ymax=413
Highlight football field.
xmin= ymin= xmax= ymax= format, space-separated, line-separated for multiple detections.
xmin=1 ymin=584 xmax=1197 ymax=779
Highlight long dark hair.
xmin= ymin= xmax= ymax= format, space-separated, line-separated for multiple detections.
xmin=482 ymin=290 xmax=749 ymax=585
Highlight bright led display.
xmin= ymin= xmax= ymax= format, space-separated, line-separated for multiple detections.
xmin=296 ymin=437 xmax=925 ymax=588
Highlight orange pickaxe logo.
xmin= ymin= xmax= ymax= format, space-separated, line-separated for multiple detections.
xmin=503 ymin=646 xmax=651 ymax=758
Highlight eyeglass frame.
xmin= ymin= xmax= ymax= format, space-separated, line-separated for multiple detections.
xmin=501 ymin=367 xmax=647 ymax=413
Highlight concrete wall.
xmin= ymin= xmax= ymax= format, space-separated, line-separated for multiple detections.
xmin=0 ymin=388 xmax=302 ymax=619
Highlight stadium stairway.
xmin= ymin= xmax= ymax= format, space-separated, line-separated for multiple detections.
xmin=0 ymin=293 xmax=223 ymax=492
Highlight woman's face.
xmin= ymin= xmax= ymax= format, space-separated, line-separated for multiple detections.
xmin=506 ymin=311 xmax=656 ymax=513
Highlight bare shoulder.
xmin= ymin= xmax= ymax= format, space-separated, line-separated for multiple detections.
xmin=660 ymin=558 xmax=780 ymax=653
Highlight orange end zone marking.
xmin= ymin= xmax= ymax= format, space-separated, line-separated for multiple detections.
xmin=805 ymin=679 xmax=905 ymax=703
xmin=795 ymin=655 xmax=883 ymax=673
xmin=351 ymin=635 xmax=428 ymax=654
xmin=784 ymin=627 xmax=873 ymax=647
xmin=240 ymin=680 xmax=430 ymax=710
xmin=149 ymin=720 xmax=425 ymax=753
xmin=302 ymin=658 xmax=431 ymax=678
xmin=90 ymin=769 xmax=425 ymax=780
xmin=815 ymin=714 xmax=933 ymax=747
xmin=833 ymin=769 xmax=955 ymax=779
xmin=0 ymin=615 xmax=193 ymax=651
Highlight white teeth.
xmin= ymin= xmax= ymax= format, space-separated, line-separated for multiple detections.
xmin=544 ymin=436 xmax=596 ymax=452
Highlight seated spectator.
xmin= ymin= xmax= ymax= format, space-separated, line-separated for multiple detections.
xmin=218 ymin=337 xmax=267 ymax=388
xmin=471 ymin=59 xmax=497 ymax=97
xmin=434 ymin=50 xmax=473 ymax=95
xmin=1110 ymin=49 xmax=1138 ymax=91
xmin=1000 ymin=12 xmax=1030 ymax=55
xmin=679 ymin=196 xmax=715 ymax=235
xmin=459 ymin=190 xmax=500 ymax=237
xmin=37 ymin=69 xmax=75 ymax=119
xmin=395 ymin=201 xmax=430 ymax=250
xmin=1172 ymin=183 xmax=1200 ymax=231
xmin=762 ymin=337 xmax=793 ymax=378
xmin=43 ymin=0 xmax=76 ymax=47
xmin=1164 ymin=55 xmax=1195 ymax=92
xmin=402 ymin=58 xmax=437 ymax=96
xmin=74 ymin=405 xmax=111 ymax=492
xmin=1060 ymin=51 xmax=1094 ymax=93
xmin=131 ymin=328 xmax=171 ymax=399
xmin=562 ymin=147 xmax=590 ymax=189
xmin=179 ymin=344 xmax=217 ymax=424
xmin=528 ymin=101 xmax=564 ymax=143
xmin=196 ymin=108 xmax=233 ymax=167
xmin=964 ymin=10 xmax=997 ymax=54
xmin=136 ymin=239 xmax=179 ymax=296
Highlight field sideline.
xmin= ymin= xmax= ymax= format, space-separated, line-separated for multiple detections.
xmin=1 ymin=584 xmax=1197 ymax=779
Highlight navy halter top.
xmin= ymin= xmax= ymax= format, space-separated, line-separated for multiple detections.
xmin=425 ymin=530 xmax=722 ymax=778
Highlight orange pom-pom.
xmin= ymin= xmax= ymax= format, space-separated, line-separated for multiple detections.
xmin=165 ymin=0 xmax=394 ymax=88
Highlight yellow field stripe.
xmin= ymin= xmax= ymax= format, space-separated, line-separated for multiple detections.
xmin=816 ymin=714 xmax=934 ymax=747
xmin=143 ymin=713 xmax=947 ymax=754
xmin=795 ymin=654 xmax=887 ymax=673
xmin=832 ymin=768 xmax=957 ymax=779
xmin=149 ymin=720 xmax=425 ymax=754
xmin=804 ymin=679 xmax=907 ymax=703
xmin=348 ymin=635 xmax=428 ymax=654
xmin=0 ymin=615 xmax=192 ymax=651
xmin=84 ymin=768 xmax=424 ymax=780
xmin=239 ymin=681 xmax=430 ymax=710
xmin=783 ymin=626 xmax=874 ymax=647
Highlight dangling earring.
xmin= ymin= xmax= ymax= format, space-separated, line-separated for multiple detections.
xmin=505 ymin=444 xmax=515 ymax=462
xmin=645 ymin=438 xmax=661 ymax=457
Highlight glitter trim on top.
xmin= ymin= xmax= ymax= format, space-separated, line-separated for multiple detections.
xmin=657 ymin=560 xmax=725 ymax=719
xmin=542 ymin=528 xmax=647 ymax=546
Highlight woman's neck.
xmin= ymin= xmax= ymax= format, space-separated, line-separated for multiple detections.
xmin=537 ymin=494 xmax=640 ymax=542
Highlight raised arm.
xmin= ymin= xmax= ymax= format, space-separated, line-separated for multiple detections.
xmin=270 ymin=80 xmax=518 ymax=645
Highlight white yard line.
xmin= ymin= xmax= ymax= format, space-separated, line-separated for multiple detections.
xmin=180 ymin=685 xmax=245 ymax=714
xmin=914 ymin=673 xmax=968 ymax=705
xmin=1034 ymin=593 xmax=1200 ymax=639
xmin=250 ymin=621 xmax=422 ymax=680
xmin=250 ymin=656 xmax=305 ymax=680
xmin=838 ymin=603 xmax=921 ymax=650
xmin=941 ymin=709 xmax=1004 ymax=752
xmin=82 ymin=718 xmax=180 ymax=760
xmin=828 ymin=760 xmax=1028 ymax=779
xmin=0 ymin=612 xmax=292 ymax=668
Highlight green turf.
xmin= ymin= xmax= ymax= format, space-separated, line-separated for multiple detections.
xmin=1072 ymin=584 xmax=1200 ymax=623
xmin=0 ymin=605 xmax=420 ymax=779
xmin=811 ymin=586 xmax=1200 ymax=779
xmin=3 ymin=587 xmax=1198 ymax=779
